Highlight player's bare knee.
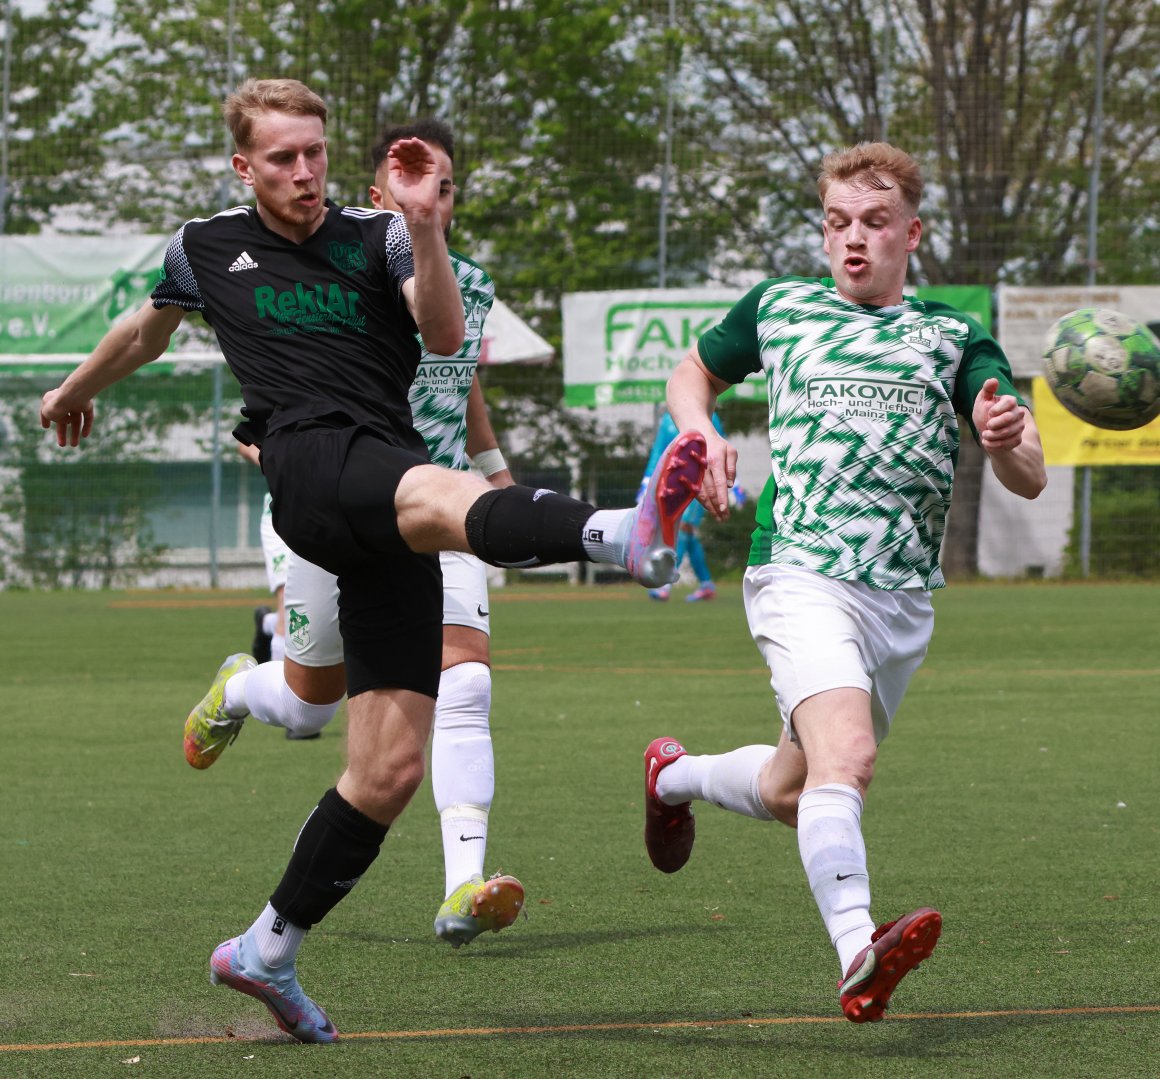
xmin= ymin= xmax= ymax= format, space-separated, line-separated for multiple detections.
xmin=844 ymin=743 xmax=877 ymax=795
xmin=356 ymin=745 xmax=426 ymax=806
xmin=395 ymin=465 xmax=486 ymax=551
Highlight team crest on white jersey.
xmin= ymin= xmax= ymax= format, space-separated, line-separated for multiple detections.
xmin=900 ymin=322 xmax=942 ymax=353
xmin=465 ymin=298 xmax=487 ymax=341
xmin=228 ymin=251 xmax=259 ymax=272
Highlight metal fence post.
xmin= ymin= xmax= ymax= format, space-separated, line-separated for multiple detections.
xmin=209 ymin=360 xmax=222 ymax=588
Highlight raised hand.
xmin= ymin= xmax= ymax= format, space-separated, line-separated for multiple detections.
xmin=386 ymin=138 xmax=441 ymax=220
xmin=973 ymin=377 xmax=1026 ymax=454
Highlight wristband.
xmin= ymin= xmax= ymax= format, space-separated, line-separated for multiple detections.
xmin=472 ymin=447 xmax=508 ymax=477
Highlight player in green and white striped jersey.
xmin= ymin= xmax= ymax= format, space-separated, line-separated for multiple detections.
xmin=644 ymin=142 xmax=1047 ymax=1023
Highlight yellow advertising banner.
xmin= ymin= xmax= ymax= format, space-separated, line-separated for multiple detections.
xmin=1032 ymin=377 xmax=1160 ymax=465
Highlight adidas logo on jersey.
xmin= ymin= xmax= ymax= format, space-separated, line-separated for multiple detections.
xmin=228 ymin=251 xmax=259 ymax=272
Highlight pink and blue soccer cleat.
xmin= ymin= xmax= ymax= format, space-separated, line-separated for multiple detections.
xmin=625 ymin=432 xmax=707 ymax=588
xmin=210 ymin=933 xmax=338 ymax=1044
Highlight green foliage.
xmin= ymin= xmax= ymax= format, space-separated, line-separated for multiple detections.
xmin=14 ymin=459 xmax=168 ymax=587
xmin=677 ymin=0 xmax=1160 ymax=288
xmin=7 ymin=0 xmax=1160 ymax=290
xmin=0 ymin=371 xmax=227 ymax=588
xmin=1064 ymin=467 xmax=1160 ymax=577
xmin=0 ymin=0 xmax=101 ymax=233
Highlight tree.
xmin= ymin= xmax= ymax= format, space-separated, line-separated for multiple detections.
xmin=0 ymin=0 xmax=101 ymax=233
xmin=674 ymin=0 xmax=1160 ymax=287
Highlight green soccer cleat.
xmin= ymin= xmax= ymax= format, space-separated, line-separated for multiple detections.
xmin=184 ymin=653 xmax=256 ymax=769
xmin=434 ymin=873 xmax=525 ymax=948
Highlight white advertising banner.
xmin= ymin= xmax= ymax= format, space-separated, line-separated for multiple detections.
xmin=0 ymin=234 xmax=170 ymax=366
xmin=562 ymin=288 xmax=752 ymax=406
xmin=563 ymin=286 xmax=994 ymax=406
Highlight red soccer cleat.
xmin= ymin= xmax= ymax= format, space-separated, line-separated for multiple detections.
xmin=644 ymin=737 xmax=695 ymax=873
xmin=839 ymin=907 xmax=942 ymax=1023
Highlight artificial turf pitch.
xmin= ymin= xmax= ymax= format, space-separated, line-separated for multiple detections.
xmin=1 ymin=581 xmax=1157 ymax=1078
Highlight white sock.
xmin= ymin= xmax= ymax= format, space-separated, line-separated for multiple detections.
xmin=270 ymin=633 xmax=286 ymax=661
xmin=439 ymin=805 xmax=489 ymax=897
xmin=657 ymin=745 xmax=777 ymax=820
xmin=222 ymin=670 xmax=251 ymax=717
xmin=797 ymin=784 xmax=875 ymax=974
xmin=240 ymin=660 xmax=340 ymax=736
xmin=262 ymin=611 xmax=279 ymax=636
xmin=581 ymin=508 xmax=634 ymax=566
xmin=432 ymin=661 xmax=495 ymax=894
xmin=248 ymin=902 xmax=307 ymax=969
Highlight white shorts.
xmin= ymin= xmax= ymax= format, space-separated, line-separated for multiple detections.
xmin=284 ymin=548 xmax=490 ymax=668
xmin=259 ymin=493 xmax=290 ymax=593
xmin=743 ymin=563 xmax=934 ymax=745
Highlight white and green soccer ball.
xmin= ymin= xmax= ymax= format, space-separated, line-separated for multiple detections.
xmin=1042 ymin=307 xmax=1160 ymax=430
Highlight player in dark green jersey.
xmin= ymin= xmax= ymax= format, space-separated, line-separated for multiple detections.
xmin=644 ymin=141 xmax=1046 ymax=1023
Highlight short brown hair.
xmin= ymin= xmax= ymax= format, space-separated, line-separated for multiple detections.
xmin=817 ymin=142 xmax=923 ymax=214
xmin=223 ymin=78 xmax=328 ymax=152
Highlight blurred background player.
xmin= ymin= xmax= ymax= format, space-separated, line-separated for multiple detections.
xmin=202 ymin=118 xmax=524 ymax=948
xmin=641 ymin=409 xmax=728 ymax=602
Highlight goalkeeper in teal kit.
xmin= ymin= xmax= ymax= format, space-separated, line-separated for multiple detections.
xmin=640 ymin=411 xmax=731 ymax=602
xmin=641 ymin=141 xmax=1047 ymax=1023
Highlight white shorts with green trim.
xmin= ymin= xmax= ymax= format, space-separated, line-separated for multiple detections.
xmin=742 ymin=562 xmax=933 ymax=745
xmin=259 ymin=493 xmax=290 ymax=593
xmin=284 ymin=548 xmax=490 ymax=668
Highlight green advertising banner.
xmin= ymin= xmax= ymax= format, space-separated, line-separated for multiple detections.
xmin=561 ymin=285 xmax=994 ymax=407
xmin=0 ymin=235 xmax=170 ymax=372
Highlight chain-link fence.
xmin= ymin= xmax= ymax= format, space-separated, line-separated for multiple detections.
xmin=3 ymin=357 xmax=1156 ymax=589
xmin=1 ymin=0 xmax=1158 ymax=587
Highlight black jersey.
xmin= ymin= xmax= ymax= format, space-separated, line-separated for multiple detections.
xmin=152 ymin=200 xmax=427 ymax=453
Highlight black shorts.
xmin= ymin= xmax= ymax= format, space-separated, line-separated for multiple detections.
xmin=261 ymin=421 xmax=443 ymax=699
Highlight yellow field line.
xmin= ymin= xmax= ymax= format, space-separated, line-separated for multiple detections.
xmin=2 ymin=1003 xmax=1157 ymax=1053
xmin=490 ymin=663 xmax=1159 ymax=678
xmin=108 ymin=590 xmax=641 ymax=609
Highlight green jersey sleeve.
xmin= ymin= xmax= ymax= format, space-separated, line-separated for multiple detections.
xmin=696 ymin=281 xmax=772 ymax=382
xmin=930 ymin=301 xmax=1024 ymax=441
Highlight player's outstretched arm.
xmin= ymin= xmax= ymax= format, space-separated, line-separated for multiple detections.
xmin=39 ymin=301 xmax=185 ymax=447
xmin=465 ymin=372 xmax=514 ymax=489
xmin=972 ymin=377 xmax=1047 ymax=499
xmin=391 ymin=137 xmax=465 ymax=357
xmin=668 ymin=349 xmax=736 ymax=520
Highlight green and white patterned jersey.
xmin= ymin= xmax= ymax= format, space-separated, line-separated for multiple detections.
xmin=697 ymin=276 xmax=1021 ymax=590
xmin=408 ymin=249 xmax=495 ymax=470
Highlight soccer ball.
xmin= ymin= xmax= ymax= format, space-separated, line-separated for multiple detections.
xmin=1041 ymin=308 xmax=1160 ymax=430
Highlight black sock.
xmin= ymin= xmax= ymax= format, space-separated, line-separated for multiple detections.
xmin=464 ymin=486 xmax=595 ymax=566
xmin=269 ymin=788 xmax=388 ymax=928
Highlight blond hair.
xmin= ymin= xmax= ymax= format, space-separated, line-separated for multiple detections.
xmin=223 ymin=78 xmax=328 ymax=152
xmin=817 ymin=142 xmax=923 ymax=214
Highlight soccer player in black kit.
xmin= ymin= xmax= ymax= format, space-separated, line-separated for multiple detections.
xmin=38 ymin=78 xmax=706 ymax=1043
